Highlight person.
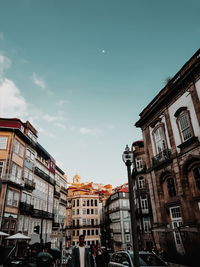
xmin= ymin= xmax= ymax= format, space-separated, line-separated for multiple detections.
xmin=90 ymin=244 xmax=105 ymax=267
xmin=70 ymin=235 xmax=91 ymax=267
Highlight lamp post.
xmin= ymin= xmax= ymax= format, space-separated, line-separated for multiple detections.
xmin=122 ymin=145 xmax=140 ymax=267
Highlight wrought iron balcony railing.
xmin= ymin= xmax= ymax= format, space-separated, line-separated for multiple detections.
xmin=152 ymin=149 xmax=171 ymax=167
xmin=24 ymin=178 xmax=36 ymax=190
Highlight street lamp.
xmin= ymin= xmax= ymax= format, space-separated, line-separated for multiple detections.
xmin=122 ymin=145 xmax=140 ymax=267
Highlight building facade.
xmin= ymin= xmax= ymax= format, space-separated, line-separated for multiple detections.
xmin=66 ymin=175 xmax=111 ymax=248
xmin=135 ymin=49 xmax=200 ymax=261
xmin=0 ymin=118 xmax=67 ymax=247
xmin=132 ymin=140 xmax=154 ymax=251
xmin=105 ymin=188 xmax=132 ymax=252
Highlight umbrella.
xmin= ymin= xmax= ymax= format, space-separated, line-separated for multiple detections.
xmin=0 ymin=231 xmax=9 ymax=236
xmin=5 ymin=233 xmax=31 ymax=240
xmin=5 ymin=233 xmax=31 ymax=257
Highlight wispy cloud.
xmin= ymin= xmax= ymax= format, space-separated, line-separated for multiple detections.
xmin=55 ymin=122 xmax=66 ymax=129
xmin=57 ymin=100 xmax=69 ymax=107
xmin=32 ymin=72 xmax=46 ymax=89
xmin=0 ymin=33 xmax=4 ymax=40
xmin=0 ymin=52 xmax=11 ymax=77
xmin=43 ymin=113 xmax=64 ymax=122
xmin=80 ymin=127 xmax=102 ymax=136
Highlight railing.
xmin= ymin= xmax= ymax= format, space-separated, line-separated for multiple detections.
xmin=53 ymin=222 xmax=60 ymax=228
xmin=32 ymin=209 xmax=53 ymax=219
xmin=19 ymin=202 xmax=33 ymax=214
xmin=24 ymin=178 xmax=36 ymax=190
xmin=152 ymin=149 xmax=171 ymax=167
xmin=60 ymin=198 xmax=67 ymax=206
xmin=54 ymin=190 xmax=61 ymax=198
xmin=2 ymin=174 xmax=24 ymax=187
xmin=67 ymin=224 xmax=100 ymax=229
xmin=34 ymin=167 xmax=54 ymax=185
xmin=60 ymin=186 xmax=67 ymax=194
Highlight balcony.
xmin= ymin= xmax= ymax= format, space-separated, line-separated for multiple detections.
xmin=60 ymin=198 xmax=67 ymax=206
xmin=34 ymin=167 xmax=54 ymax=185
xmin=19 ymin=202 xmax=33 ymax=215
xmin=24 ymin=178 xmax=35 ymax=190
xmin=2 ymin=174 xmax=24 ymax=188
xmin=53 ymin=222 xmax=60 ymax=229
xmin=54 ymin=189 xmax=60 ymax=198
xmin=60 ymin=186 xmax=67 ymax=195
xmin=32 ymin=209 xmax=54 ymax=219
xmin=152 ymin=149 xmax=171 ymax=168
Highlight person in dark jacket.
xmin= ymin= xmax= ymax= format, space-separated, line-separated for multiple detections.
xmin=90 ymin=244 xmax=105 ymax=267
xmin=70 ymin=235 xmax=91 ymax=267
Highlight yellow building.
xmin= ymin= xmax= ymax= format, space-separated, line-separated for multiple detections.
xmin=66 ymin=175 xmax=112 ymax=248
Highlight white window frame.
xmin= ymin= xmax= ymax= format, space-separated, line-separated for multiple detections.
xmin=0 ymin=136 xmax=8 ymax=149
xmin=136 ymin=157 xmax=143 ymax=172
xmin=153 ymin=125 xmax=166 ymax=154
xmin=177 ymin=111 xmax=193 ymax=142
xmin=0 ymin=161 xmax=4 ymax=178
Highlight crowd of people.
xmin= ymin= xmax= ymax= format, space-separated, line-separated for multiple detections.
xmin=70 ymin=235 xmax=110 ymax=267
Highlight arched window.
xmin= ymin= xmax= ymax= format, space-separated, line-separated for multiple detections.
xmin=153 ymin=125 xmax=167 ymax=154
xmin=193 ymin=167 xmax=200 ymax=191
xmin=167 ymin=178 xmax=176 ymax=197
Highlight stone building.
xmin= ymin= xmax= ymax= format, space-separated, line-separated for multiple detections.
xmin=132 ymin=140 xmax=154 ymax=251
xmin=135 ymin=49 xmax=200 ymax=261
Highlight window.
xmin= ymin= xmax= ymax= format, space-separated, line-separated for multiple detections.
xmin=170 ymin=206 xmax=182 ymax=219
xmin=167 ymin=178 xmax=176 ymax=197
xmin=87 ymin=200 xmax=90 ymax=206
xmin=77 ymin=199 xmax=79 ymax=207
xmin=153 ymin=126 xmax=166 ymax=154
xmin=95 ymin=209 xmax=98 ymax=215
xmin=87 ymin=209 xmax=90 ymax=214
xmin=82 ymin=199 xmax=86 ymax=206
xmin=140 ymin=196 xmax=148 ymax=210
xmin=0 ymin=137 xmax=8 ymax=149
xmin=177 ymin=111 xmax=193 ymax=142
xmin=143 ymin=217 xmax=151 ymax=233
xmin=193 ymin=167 xmax=200 ymax=191
xmin=13 ymin=140 xmax=24 ymax=157
xmin=96 ymin=229 xmax=98 ymax=235
xmin=95 ymin=200 xmax=98 ymax=206
xmin=6 ymin=190 xmax=19 ymax=207
xmin=91 ymin=199 xmax=93 ymax=206
xmin=138 ymin=177 xmax=145 ymax=189
xmin=136 ymin=157 xmax=143 ymax=171
xmin=0 ymin=161 xmax=4 ymax=178
xmin=82 ymin=209 xmax=86 ymax=215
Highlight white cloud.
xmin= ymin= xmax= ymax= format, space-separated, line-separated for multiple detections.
xmin=43 ymin=114 xmax=64 ymax=122
xmin=32 ymin=72 xmax=46 ymax=89
xmin=0 ymin=53 xmax=11 ymax=77
xmin=80 ymin=127 xmax=102 ymax=135
xmin=55 ymin=122 xmax=66 ymax=129
xmin=57 ymin=100 xmax=69 ymax=107
xmin=0 ymin=33 xmax=4 ymax=40
xmin=0 ymin=78 xmax=28 ymax=119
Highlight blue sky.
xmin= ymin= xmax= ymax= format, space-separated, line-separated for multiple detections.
xmin=0 ymin=0 xmax=200 ymax=186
